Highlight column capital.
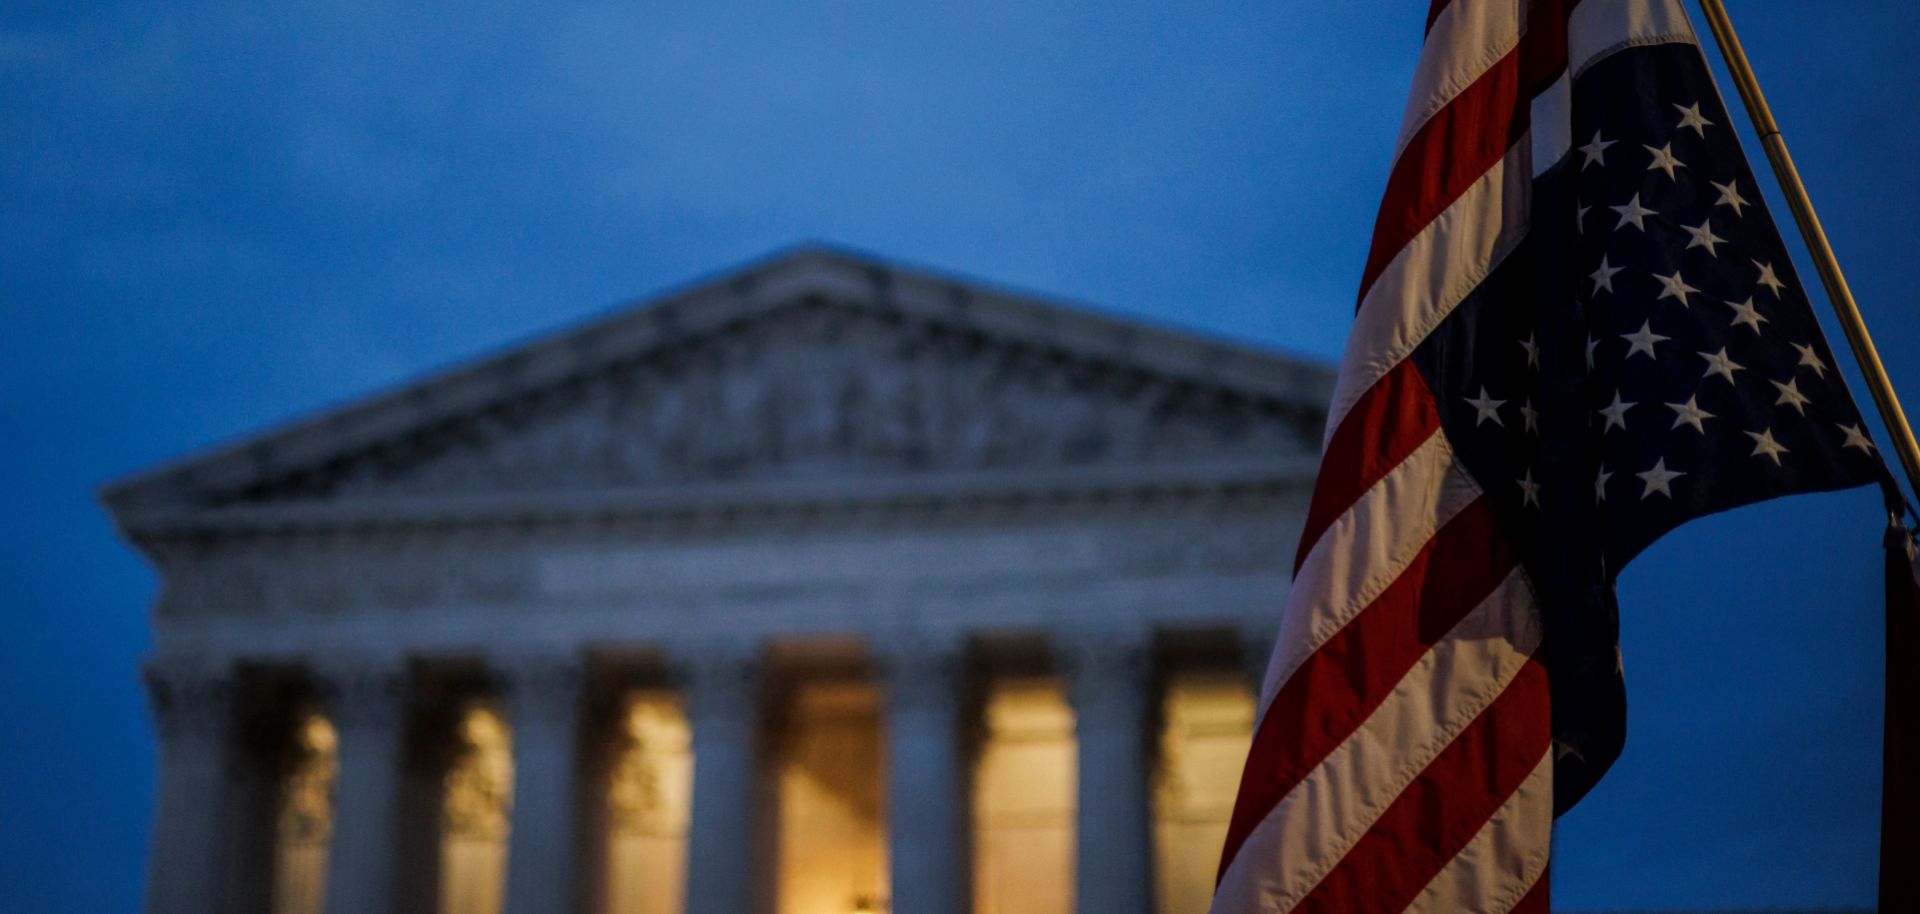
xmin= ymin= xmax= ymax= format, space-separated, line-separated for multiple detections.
xmin=313 ymin=654 xmax=410 ymax=732
xmin=492 ymin=648 xmax=587 ymax=732
xmin=874 ymin=630 xmax=968 ymax=717
xmin=1055 ymin=626 xmax=1153 ymax=711
xmin=673 ymin=639 xmax=765 ymax=724
xmin=142 ymin=655 xmax=236 ymax=742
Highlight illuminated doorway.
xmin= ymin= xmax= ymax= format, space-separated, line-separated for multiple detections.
xmin=775 ymin=681 xmax=888 ymax=914
xmin=605 ymin=692 xmax=693 ymax=914
xmin=972 ymin=678 xmax=1075 ymax=914
xmin=1152 ymin=674 xmax=1255 ymax=914
xmin=440 ymin=701 xmax=513 ymax=914
xmin=270 ymin=710 xmax=337 ymax=914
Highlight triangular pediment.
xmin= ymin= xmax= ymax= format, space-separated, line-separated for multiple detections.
xmin=103 ymin=247 xmax=1333 ymax=528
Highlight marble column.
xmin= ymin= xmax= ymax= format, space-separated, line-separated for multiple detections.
xmin=878 ymin=634 xmax=969 ymax=914
xmin=679 ymin=643 xmax=766 ymax=914
xmin=142 ymin=657 xmax=237 ymax=914
xmin=499 ymin=650 xmax=587 ymax=914
xmin=320 ymin=657 xmax=409 ymax=914
xmin=1061 ymin=628 xmax=1155 ymax=914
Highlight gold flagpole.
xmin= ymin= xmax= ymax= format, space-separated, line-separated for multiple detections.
xmin=1695 ymin=0 xmax=1920 ymax=505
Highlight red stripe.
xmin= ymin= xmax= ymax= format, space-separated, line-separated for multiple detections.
xmin=1294 ymin=360 xmax=1442 ymax=574
xmin=1294 ymin=659 xmax=1552 ymax=913
xmin=1218 ymin=498 xmax=1517 ymax=881
xmin=1358 ymin=0 xmax=1583 ymax=312
xmin=1512 ymin=865 xmax=1552 ymax=914
xmin=1355 ymin=45 xmax=1525 ymax=310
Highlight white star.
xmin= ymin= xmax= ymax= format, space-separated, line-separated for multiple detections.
xmin=1746 ymin=428 xmax=1790 ymax=465
xmin=1754 ymin=260 xmax=1787 ymax=297
xmin=1674 ymin=101 xmax=1715 ymax=136
xmin=1612 ymin=193 xmax=1657 ymax=231
xmin=1464 ymin=387 xmax=1506 ymax=427
xmin=1636 ymin=458 xmax=1685 ymax=499
xmin=1589 ymin=256 xmax=1623 ymax=296
xmin=1772 ymin=377 xmax=1812 ymax=414
xmin=1667 ymin=395 xmax=1716 ymax=433
xmin=1839 ymin=422 xmax=1876 ymax=454
xmin=1595 ymin=465 xmax=1613 ymax=503
xmin=1654 ymin=269 xmax=1700 ymax=307
xmin=1621 ymin=320 xmax=1670 ymax=359
xmin=1682 ymin=219 xmax=1727 ymax=256
xmin=1723 ymin=296 xmax=1767 ymax=334
xmin=1518 ymin=333 xmax=1540 ymax=369
xmin=1645 ymin=142 xmax=1687 ymax=180
xmin=1700 ymin=347 xmax=1745 ymax=383
xmin=1586 ymin=335 xmax=1601 ymax=370
xmin=1517 ymin=468 xmax=1541 ymax=507
xmin=1520 ymin=398 xmax=1540 ymax=434
xmin=1712 ymin=179 xmax=1750 ymax=216
xmin=1599 ymin=391 xmax=1636 ymax=433
xmin=1579 ymin=130 xmax=1616 ymax=170
xmin=1554 ymin=737 xmax=1588 ymax=763
xmin=1792 ymin=341 xmax=1827 ymax=377
xmin=1577 ymin=203 xmax=1593 ymax=233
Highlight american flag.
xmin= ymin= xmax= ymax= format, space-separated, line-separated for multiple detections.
xmin=1211 ymin=1 xmax=1889 ymax=911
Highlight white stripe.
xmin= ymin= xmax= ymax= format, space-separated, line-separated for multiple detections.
xmin=1394 ymin=0 xmax=1526 ymax=161
xmin=1324 ymin=140 xmax=1530 ymax=449
xmin=1568 ymin=0 xmax=1699 ymax=80
xmin=1213 ymin=570 xmax=1543 ymax=913
xmin=1530 ymin=70 xmax=1573 ymax=177
xmin=1402 ymin=750 xmax=1553 ymax=914
xmin=1258 ymin=434 xmax=1476 ymax=712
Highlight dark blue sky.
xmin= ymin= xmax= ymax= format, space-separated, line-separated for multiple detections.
xmin=3 ymin=2 xmax=1915 ymax=911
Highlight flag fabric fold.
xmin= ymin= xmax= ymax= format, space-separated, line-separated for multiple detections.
xmin=1212 ymin=2 xmax=1889 ymax=911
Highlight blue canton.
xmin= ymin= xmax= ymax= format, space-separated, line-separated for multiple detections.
xmin=1408 ymin=42 xmax=1886 ymax=812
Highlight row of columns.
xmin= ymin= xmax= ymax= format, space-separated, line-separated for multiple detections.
xmin=144 ymin=628 xmax=1193 ymax=914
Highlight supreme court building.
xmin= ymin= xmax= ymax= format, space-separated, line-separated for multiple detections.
xmin=103 ymin=249 xmax=1335 ymax=914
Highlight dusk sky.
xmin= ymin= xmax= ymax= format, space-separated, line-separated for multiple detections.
xmin=3 ymin=1 xmax=1917 ymax=911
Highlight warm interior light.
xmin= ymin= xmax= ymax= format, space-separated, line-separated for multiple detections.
xmin=849 ymin=894 xmax=880 ymax=914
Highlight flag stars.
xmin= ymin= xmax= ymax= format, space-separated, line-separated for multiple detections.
xmin=1579 ymin=130 xmax=1616 ymax=170
xmin=1682 ymin=219 xmax=1727 ymax=256
xmin=1517 ymin=468 xmax=1542 ymax=508
xmin=1520 ymin=398 xmax=1541 ymax=434
xmin=1712 ymin=179 xmax=1750 ymax=216
xmin=1839 ymin=423 xmax=1876 ymax=454
xmin=1667 ymin=395 xmax=1715 ymax=433
xmin=1599 ymin=392 xmax=1636 ymax=433
xmin=1746 ymin=428 xmax=1790 ymax=465
xmin=1464 ymin=387 xmax=1507 ymax=427
xmin=1755 ymin=260 xmax=1788 ymax=297
xmin=1586 ymin=335 xmax=1601 ymax=370
xmin=1595 ymin=465 xmax=1613 ymax=503
xmin=1724 ymin=296 xmax=1766 ymax=334
xmin=1645 ymin=142 xmax=1687 ymax=180
xmin=1622 ymin=320 xmax=1670 ymax=359
xmin=1577 ymin=204 xmax=1593 ymax=234
xmin=1700 ymin=347 xmax=1745 ymax=383
xmin=1519 ymin=333 xmax=1540 ymax=369
xmin=1590 ymin=256 xmax=1624 ymax=295
xmin=1772 ymin=377 xmax=1812 ymax=414
xmin=1654 ymin=269 xmax=1700 ymax=307
xmin=1791 ymin=341 xmax=1827 ymax=377
xmin=1612 ymin=193 xmax=1657 ymax=231
xmin=1636 ymin=458 xmax=1685 ymax=499
xmin=1674 ymin=101 xmax=1715 ymax=136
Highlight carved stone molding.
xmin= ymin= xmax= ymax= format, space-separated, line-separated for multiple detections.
xmin=142 ymin=657 xmax=236 ymax=743
xmin=212 ymin=300 xmax=1319 ymax=510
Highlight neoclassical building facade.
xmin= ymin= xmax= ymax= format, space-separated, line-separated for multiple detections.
xmin=105 ymin=249 xmax=1334 ymax=914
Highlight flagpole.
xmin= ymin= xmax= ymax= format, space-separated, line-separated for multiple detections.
xmin=1694 ymin=0 xmax=1920 ymax=507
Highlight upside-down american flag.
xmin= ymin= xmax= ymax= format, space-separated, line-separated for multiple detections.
xmin=1210 ymin=1 xmax=1895 ymax=911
